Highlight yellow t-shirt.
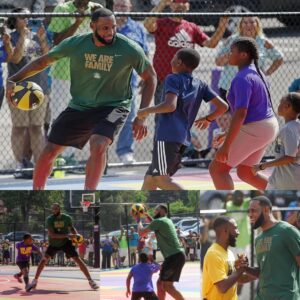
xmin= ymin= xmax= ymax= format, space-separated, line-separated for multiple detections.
xmin=202 ymin=243 xmax=237 ymax=300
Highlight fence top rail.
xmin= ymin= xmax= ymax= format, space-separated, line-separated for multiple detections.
xmin=0 ymin=11 xmax=300 ymax=18
xmin=200 ymin=207 xmax=300 ymax=214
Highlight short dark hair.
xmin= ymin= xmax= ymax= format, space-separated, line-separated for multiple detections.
xmin=7 ymin=8 xmax=29 ymax=30
xmin=139 ymin=252 xmax=148 ymax=263
xmin=213 ymin=216 xmax=231 ymax=231
xmin=286 ymin=92 xmax=300 ymax=118
xmin=91 ymin=7 xmax=114 ymax=22
xmin=176 ymin=48 xmax=200 ymax=70
xmin=158 ymin=204 xmax=168 ymax=213
xmin=251 ymin=196 xmax=272 ymax=209
xmin=23 ymin=233 xmax=32 ymax=240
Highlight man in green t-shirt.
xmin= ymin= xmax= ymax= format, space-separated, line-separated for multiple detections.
xmin=6 ymin=7 xmax=157 ymax=190
xmin=26 ymin=203 xmax=99 ymax=292
xmin=48 ymin=0 xmax=102 ymax=120
xmin=245 ymin=196 xmax=300 ymax=300
xmin=138 ymin=204 xmax=185 ymax=300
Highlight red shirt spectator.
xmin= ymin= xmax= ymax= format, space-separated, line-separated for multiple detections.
xmin=153 ymin=17 xmax=208 ymax=81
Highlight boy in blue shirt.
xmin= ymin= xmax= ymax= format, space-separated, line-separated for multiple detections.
xmin=138 ymin=48 xmax=228 ymax=190
xmin=126 ymin=252 xmax=160 ymax=300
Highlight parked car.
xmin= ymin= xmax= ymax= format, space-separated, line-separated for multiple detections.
xmin=31 ymin=234 xmax=46 ymax=242
xmin=4 ymin=231 xmax=29 ymax=242
xmin=176 ymin=218 xmax=199 ymax=231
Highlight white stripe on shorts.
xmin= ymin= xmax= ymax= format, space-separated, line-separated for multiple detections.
xmin=158 ymin=141 xmax=167 ymax=175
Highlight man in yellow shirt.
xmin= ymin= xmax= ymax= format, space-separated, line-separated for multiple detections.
xmin=202 ymin=216 xmax=248 ymax=300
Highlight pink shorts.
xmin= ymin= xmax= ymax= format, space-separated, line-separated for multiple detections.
xmin=227 ymin=117 xmax=279 ymax=167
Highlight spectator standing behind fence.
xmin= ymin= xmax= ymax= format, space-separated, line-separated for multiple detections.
xmin=2 ymin=240 xmax=11 ymax=264
xmin=7 ymin=8 xmax=50 ymax=174
xmin=216 ymin=16 xmax=283 ymax=102
xmin=144 ymin=0 xmax=228 ymax=107
xmin=0 ymin=25 xmax=13 ymax=109
xmin=128 ymin=226 xmax=139 ymax=266
xmin=47 ymin=0 xmax=102 ymax=122
xmin=210 ymin=37 xmax=279 ymax=190
xmin=252 ymin=93 xmax=300 ymax=189
xmin=113 ymin=0 xmax=149 ymax=164
xmin=245 ymin=196 xmax=300 ymax=300
xmin=101 ymin=235 xmax=113 ymax=269
xmin=111 ymin=235 xmax=120 ymax=269
xmin=119 ymin=228 xmax=128 ymax=266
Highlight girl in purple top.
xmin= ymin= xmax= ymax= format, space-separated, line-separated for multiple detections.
xmin=126 ymin=253 xmax=160 ymax=300
xmin=14 ymin=233 xmax=42 ymax=291
xmin=209 ymin=37 xmax=279 ymax=189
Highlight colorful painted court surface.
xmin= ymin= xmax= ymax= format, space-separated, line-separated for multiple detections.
xmin=0 ymin=166 xmax=265 ymax=190
xmin=0 ymin=266 xmax=99 ymax=300
xmin=100 ymin=261 xmax=200 ymax=300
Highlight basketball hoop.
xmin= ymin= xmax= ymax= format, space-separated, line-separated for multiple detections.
xmin=81 ymin=201 xmax=91 ymax=213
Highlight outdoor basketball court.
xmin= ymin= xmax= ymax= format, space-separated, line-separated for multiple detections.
xmin=100 ymin=261 xmax=200 ymax=300
xmin=0 ymin=266 xmax=99 ymax=300
xmin=0 ymin=166 xmax=268 ymax=190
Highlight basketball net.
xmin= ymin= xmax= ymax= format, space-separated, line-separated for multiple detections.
xmin=81 ymin=201 xmax=91 ymax=213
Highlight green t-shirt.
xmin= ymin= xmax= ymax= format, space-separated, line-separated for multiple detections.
xmin=48 ymin=33 xmax=150 ymax=110
xmin=147 ymin=217 xmax=184 ymax=258
xmin=47 ymin=213 xmax=73 ymax=247
xmin=48 ymin=1 xmax=99 ymax=80
xmin=226 ymin=199 xmax=250 ymax=248
xmin=119 ymin=235 xmax=128 ymax=249
xmin=255 ymin=221 xmax=300 ymax=300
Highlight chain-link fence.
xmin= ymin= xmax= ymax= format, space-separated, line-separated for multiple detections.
xmin=0 ymin=6 xmax=299 ymax=174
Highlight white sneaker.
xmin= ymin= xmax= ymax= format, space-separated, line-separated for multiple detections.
xmin=89 ymin=280 xmax=99 ymax=290
xmin=119 ymin=153 xmax=136 ymax=164
xmin=26 ymin=279 xmax=37 ymax=292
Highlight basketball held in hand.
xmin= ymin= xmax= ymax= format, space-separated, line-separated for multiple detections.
xmin=11 ymin=81 xmax=44 ymax=111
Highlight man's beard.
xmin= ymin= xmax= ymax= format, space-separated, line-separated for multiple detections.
xmin=228 ymin=234 xmax=237 ymax=247
xmin=153 ymin=212 xmax=161 ymax=219
xmin=252 ymin=212 xmax=265 ymax=229
xmin=53 ymin=211 xmax=60 ymax=216
xmin=94 ymin=30 xmax=115 ymax=45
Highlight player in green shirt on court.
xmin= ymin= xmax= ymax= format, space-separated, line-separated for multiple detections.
xmin=245 ymin=196 xmax=300 ymax=300
xmin=138 ymin=204 xmax=186 ymax=300
xmin=26 ymin=203 xmax=98 ymax=292
xmin=6 ymin=7 xmax=157 ymax=190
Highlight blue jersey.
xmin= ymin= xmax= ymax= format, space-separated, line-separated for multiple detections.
xmin=0 ymin=39 xmax=8 ymax=87
xmin=156 ymin=73 xmax=217 ymax=145
xmin=117 ymin=18 xmax=148 ymax=88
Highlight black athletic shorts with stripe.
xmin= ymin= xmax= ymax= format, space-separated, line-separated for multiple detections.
xmin=48 ymin=106 xmax=129 ymax=149
xmin=146 ymin=141 xmax=186 ymax=177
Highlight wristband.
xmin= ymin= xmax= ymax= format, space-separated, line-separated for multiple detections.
xmin=259 ymin=164 xmax=265 ymax=170
xmin=205 ymin=116 xmax=213 ymax=122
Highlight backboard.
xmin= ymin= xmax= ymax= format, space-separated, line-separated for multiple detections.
xmin=69 ymin=191 xmax=100 ymax=209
